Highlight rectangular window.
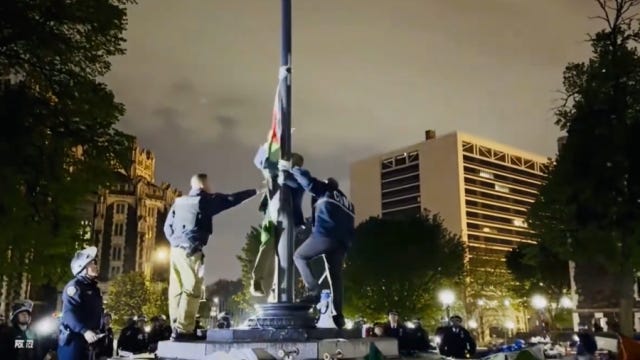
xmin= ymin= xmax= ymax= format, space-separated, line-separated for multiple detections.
xmin=115 ymin=203 xmax=126 ymax=214
xmin=113 ymin=223 xmax=124 ymax=237
xmin=494 ymin=184 xmax=509 ymax=192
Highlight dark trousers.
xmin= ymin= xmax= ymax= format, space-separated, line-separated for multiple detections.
xmin=58 ymin=336 xmax=91 ymax=360
xmin=293 ymin=234 xmax=345 ymax=315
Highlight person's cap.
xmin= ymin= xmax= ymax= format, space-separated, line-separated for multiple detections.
xmin=10 ymin=300 xmax=33 ymax=321
xmin=450 ymin=315 xmax=463 ymax=321
xmin=70 ymin=246 xmax=98 ymax=276
xmin=388 ymin=310 xmax=398 ymax=315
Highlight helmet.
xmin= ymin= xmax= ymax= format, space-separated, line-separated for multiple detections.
xmin=10 ymin=300 xmax=33 ymax=321
xmin=135 ymin=315 xmax=147 ymax=322
xmin=70 ymin=246 xmax=98 ymax=276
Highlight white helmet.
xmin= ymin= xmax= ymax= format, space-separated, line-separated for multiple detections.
xmin=10 ymin=300 xmax=33 ymax=321
xmin=70 ymin=246 xmax=98 ymax=276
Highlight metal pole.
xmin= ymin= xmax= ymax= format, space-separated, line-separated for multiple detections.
xmin=277 ymin=0 xmax=295 ymax=303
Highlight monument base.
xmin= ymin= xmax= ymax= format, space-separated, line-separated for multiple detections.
xmin=156 ymin=335 xmax=399 ymax=360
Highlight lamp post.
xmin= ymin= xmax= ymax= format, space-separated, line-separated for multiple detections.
xmin=505 ymin=320 xmax=515 ymax=343
xmin=531 ymin=294 xmax=548 ymax=331
xmin=438 ymin=290 xmax=455 ymax=320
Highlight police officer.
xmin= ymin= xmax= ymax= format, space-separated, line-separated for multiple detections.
xmin=58 ymin=246 xmax=104 ymax=360
xmin=163 ymin=173 xmax=259 ymax=340
xmin=438 ymin=315 xmax=476 ymax=358
xmin=278 ymin=161 xmax=355 ymax=329
xmin=117 ymin=315 xmax=148 ymax=354
xmin=96 ymin=312 xmax=114 ymax=359
xmin=0 ymin=300 xmax=38 ymax=360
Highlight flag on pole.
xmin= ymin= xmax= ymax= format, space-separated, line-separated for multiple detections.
xmin=265 ymin=66 xmax=289 ymax=163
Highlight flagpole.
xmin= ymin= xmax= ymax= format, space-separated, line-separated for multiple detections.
xmin=278 ymin=0 xmax=295 ymax=303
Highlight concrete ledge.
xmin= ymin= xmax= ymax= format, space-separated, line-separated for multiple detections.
xmin=156 ymin=337 xmax=399 ymax=360
xmin=207 ymin=328 xmax=363 ymax=342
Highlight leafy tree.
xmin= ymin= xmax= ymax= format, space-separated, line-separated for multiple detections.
xmin=105 ymin=272 xmax=149 ymax=330
xmin=343 ymin=212 xmax=465 ymax=323
xmin=527 ymin=0 xmax=640 ymax=335
xmin=505 ymin=244 xmax=571 ymax=329
xmin=144 ymin=281 xmax=169 ymax=320
xmin=234 ymin=226 xmax=263 ymax=311
xmin=0 ymin=0 xmax=134 ymax=287
xmin=505 ymin=244 xmax=570 ymax=303
xmin=206 ymin=278 xmax=243 ymax=317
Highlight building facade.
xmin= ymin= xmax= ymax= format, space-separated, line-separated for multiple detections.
xmin=350 ymin=130 xmax=549 ymax=330
xmin=350 ymin=130 xmax=548 ymax=267
xmin=92 ymin=147 xmax=180 ymax=291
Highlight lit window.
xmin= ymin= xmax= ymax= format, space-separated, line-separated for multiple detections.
xmin=512 ymin=219 xmax=527 ymax=227
xmin=495 ymin=184 xmax=509 ymax=192
xmin=479 ymin=171 xmax=494 ymax=179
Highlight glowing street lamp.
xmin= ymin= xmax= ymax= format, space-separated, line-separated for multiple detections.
xmin=154 ymin=247 xmax=168 ymax=262
xmin=438 ymin=289 xmax=455 ymax=319
xmin=559 ymin=296 xmax=574 ymax=309
xmin=468 ymin=319 xmax=478 ymax=329
xmin=531 ymin=295 xmax=548 ymax=310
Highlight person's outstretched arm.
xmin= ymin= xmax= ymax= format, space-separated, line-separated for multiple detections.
xmin=207 ymin=189 xmax=258 ymax=216
xmin=285 ymin=166 xmax=329 ymax=198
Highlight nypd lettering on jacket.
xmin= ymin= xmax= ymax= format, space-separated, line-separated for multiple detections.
xmin=286 ymin=167 xmax=355 ymax=245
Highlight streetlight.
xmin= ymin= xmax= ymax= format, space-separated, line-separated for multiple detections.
xmin=531 ymin=295 xmax=548 ymax=331
xmin=214 ymin=296 xmax=220 ymax=315
xmin=438 ymin=289 xmax=455 ymax=319
xmin=505 ymin=320 xmax=515 ymax=342
xmin=504 ymin=299 xmax=511 ymax=307
xmin=531 ymin=295 xmax=548 ymax=310
xmin=154 ymin=247 xmax=168 ymax=262
xmin=468 ymin=319 xmax=478 ymax=329
xmin=559 ymin=296 xmax=574 ymax=309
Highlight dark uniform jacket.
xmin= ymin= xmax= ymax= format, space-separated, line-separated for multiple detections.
xmin=59 ymin=275 xmax=103 ymax=341
xmin=0 ymin=324 xmax=39 ymax=360
xmin=286 ymin=167 xmax=355 ymax=247
xmin=438 ymin=325 xmax=476 ymax=358
xmin=117 ymin=325 xmax=148 ymax=354
xmin=164 ymin=188 xmax=257 ymax=254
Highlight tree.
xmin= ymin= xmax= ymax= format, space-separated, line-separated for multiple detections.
xmin=234 ymin=226 xmax=263 ymax=312
xmin=105 ymin=272 xmax=168 ymax=331
xmin=144 ymin=282 xmax=169 ymax=320
xmin=527 ymin=0 xmax=640 ymax=335
xmin=206 ymin=278 xmax=243 ymax=317
xmin=505 ymin=244 xmax=570 ymax=303
xmin=505 ymin=244 xmax=572 ymax=329
xmin=343 ymin=212 xmax=465 ymax=323
xmin=0 ymin=0 xmax=134 ymax=287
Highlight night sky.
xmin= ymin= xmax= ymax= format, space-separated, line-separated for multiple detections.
xmin=105 ymin=0 xmax=601 ymax=282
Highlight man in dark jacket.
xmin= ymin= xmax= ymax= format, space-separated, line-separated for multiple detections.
xmin=164 ymin=173 xmax=259 ymax=340
xmin=58 ymin=246 xmax=104 ymax=360
xmin=438 ymin=315 xmax=476 ymax=358
xmin=0 ymin=300 xmax=39 ymax=360
xmin=117 ymin=316 xmax=148 ymax=354
xmin=279 ymin=161 xmax=355 ymax=328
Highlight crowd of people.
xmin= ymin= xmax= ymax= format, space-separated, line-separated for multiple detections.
xmin=364 ymin=310 xmax=477 ymax=358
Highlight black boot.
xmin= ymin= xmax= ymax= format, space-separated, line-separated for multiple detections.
xmin=297 ymin=291 xmax=320 ymax=304
xmin=333 ymin=314 xmax=346 ymax=329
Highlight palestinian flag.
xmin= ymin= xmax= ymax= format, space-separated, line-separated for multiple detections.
xmin=265 ymin=66 xmax=288 ymax=163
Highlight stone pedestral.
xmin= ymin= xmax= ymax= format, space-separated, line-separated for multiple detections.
xmin=156 ymin=328 xmax=399 ymax=359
